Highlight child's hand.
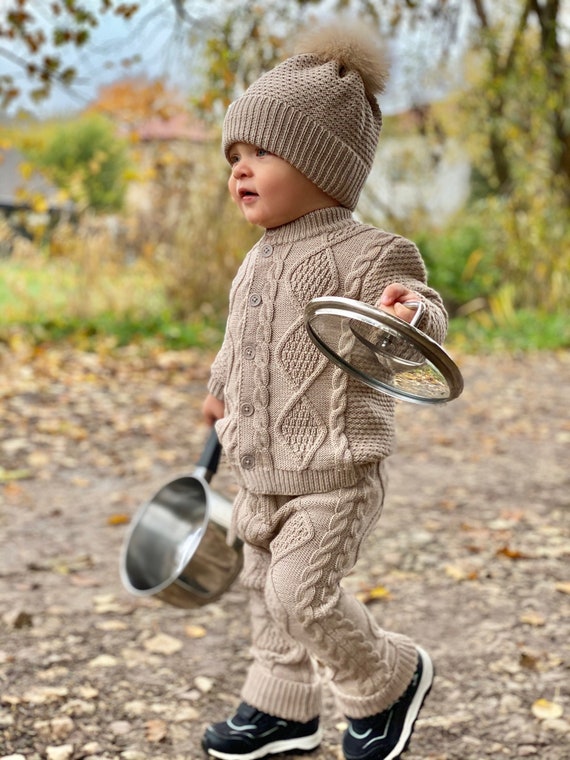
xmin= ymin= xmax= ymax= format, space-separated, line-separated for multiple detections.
xmin=203 ymin=393 xmax=225 ymax=426
xmin=378 ymin=283 xmax=423 ymax=324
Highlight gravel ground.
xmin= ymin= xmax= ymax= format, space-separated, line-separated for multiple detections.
xmin=0 ymin=346 xmax=568 ymax=760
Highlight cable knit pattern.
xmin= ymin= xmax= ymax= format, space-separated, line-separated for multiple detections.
xmin=208 ymin=207 xmax=448 ymax=495
xmin=292 ymin=469 xmax=383 ymax=677
xmin=251 ymin=246 xmax=286 ymax=470
xmin=236 ymin=469 xmax=419 ymax=722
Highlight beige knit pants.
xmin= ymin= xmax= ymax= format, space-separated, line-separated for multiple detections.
xmin=232 ymin=463 xmax=418 ymax=723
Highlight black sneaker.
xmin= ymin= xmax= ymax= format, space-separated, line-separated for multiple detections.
xmin=202 ymin=701 xmax=322 ymax=760
xmin=343 ymin=647 xmax=434 ymax=760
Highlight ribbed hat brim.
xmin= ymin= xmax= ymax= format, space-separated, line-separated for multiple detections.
xmin=223 ymin=95 xmax=370 ymax=210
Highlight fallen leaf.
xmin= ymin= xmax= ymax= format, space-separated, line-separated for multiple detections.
xmin=93 ymin=593 xmax=124 ymax=614
xmin=4 ymin=610 xmax=33 ymax=629
xmin=144 ymin=633 xmax=183 ymax=655
xmin=46 ymin=746 xmax=74 ymax=760
xmin=496 ymin=545 xmax=531 ymax=560
xmin=356 ymin=585 xmax=393 ymax=604
xmin=80 ymin=743 xmax=102 ymax=756
xmin=70 ymin=574 xmax=100 ymax=588
xmin=1 ymin=694 xmax=22 ymax=705
xmin=519 ymin=651 xmax=540 ymax=670
xmin=0 ymin=467 xmax=32 ymax=482
xmin=531 ymin=698 xmax=563 ymax=720
xmin=1 ymin=481 xmax=25 ymax=500
xmin=22 ymin=686 xmax=69 ymax=704
xmin=145 ymin=718 xmax=168 ymax=743
xmin=520 ymin=611 xmax=546 ymax=627
xmin=185 ymin=624 xmax=207 ymax=639
xmin=173 ymin=705 xmax=200 ymax=722
xmin=444 ymin=564 xmax=479 ymax=582
xmin=75 ymin=686 xmax=99 ymax=700
xmin=107 ymin=513 xmax=130 ymax=526
xmin=95 ymin=620 xmax=128 ymax=632
xmin=48 ymin=716 xmax=75 ymax=740
xmin=555 ymin=581 xmax=570 ymax=595
xmin=124 ymin=700 xmax=147 ymax=717
xmin=88 ymin=654 xmax=119 ymax=668
xmin=37 ymin=666 xmax=69 ymax=683
xmin=194 ymin=676 xmax=214 ymax=693
xmin=61 ymin=698 xmax=96 ymax=717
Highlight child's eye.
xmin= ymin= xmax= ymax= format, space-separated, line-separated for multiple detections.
xmin=257 ymin=148 xmax=268 ymax=157
xmin=229 ymin=154 xmax=240 ymax=165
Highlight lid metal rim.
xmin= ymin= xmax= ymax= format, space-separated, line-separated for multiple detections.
xmin=304 ymin=296 xmax=464 ymax=404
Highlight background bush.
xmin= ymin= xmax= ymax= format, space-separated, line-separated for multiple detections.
xmin=26 ymin=115 xmax=130 ymax=211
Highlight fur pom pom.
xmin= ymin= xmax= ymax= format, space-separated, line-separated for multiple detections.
xmin=295 ymin=19 xmax=389 ymax=96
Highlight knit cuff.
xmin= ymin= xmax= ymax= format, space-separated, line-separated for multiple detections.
xmin=207 ymin=377 xmax=225 ymax=400
xmin=241 ymin=661 xmax=321 ymax=723
xmin=330 ymin=635 xmax=418 ymax=718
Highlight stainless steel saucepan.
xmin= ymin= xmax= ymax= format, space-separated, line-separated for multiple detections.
xmin=120 ymin=428 xmax=242 ymax=608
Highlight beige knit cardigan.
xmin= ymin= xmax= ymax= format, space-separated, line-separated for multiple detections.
xmin=208 ymin=206 xmax=447 ymax=495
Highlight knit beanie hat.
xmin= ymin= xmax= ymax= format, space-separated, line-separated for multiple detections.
xmin=222 ymin=21 xmax=389 ymax=210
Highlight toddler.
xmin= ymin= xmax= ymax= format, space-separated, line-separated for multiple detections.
xmin=201 ymin=19 xmax=447 ymax=760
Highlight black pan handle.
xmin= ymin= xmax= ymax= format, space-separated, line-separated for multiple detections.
xmin=196 ymin=426 xmax=222 ymax=483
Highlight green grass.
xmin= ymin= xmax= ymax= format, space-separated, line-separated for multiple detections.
xmin=1 ymin=259 xmax=568 ymax=353
xmin=0 ymin=314 xmax=224 ymax=349
xmin=0 ymin=257 xmax=222 ymax=349
xmin=0 ymin=259 xmax=75 ymax=319
xmin=447 ymin=310 xmax=569 ymax=353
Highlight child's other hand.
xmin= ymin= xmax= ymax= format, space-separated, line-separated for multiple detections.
xmin=378 ymin=283 xmax=422 ymax=324
xmin=203 ymin=393 xmax=225 ymax=426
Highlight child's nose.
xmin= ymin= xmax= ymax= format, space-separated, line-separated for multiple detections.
xmin=232 ymin=160 xmax=252 ymax=178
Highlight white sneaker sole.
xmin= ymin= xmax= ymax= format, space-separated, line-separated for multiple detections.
xmin=206 ymin=727 xmax=322 ymax=760
xmin=383 ymin=646 xmax=434 ymax=760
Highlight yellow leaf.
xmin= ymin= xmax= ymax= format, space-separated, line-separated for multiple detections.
xmin=445 ymin=564 xmax=468 ymax=581
xmin=185 ymin=624 xmax=207 ymax=639
xmin=19 ymin=161 xmax=34 ymax=180
xmin=531 ymin=698 xmax=563 ymax=720
xmin=368 ymin=585 xmax=392 ymax=599
xmin=555 ymin=581 xmax=570 ymax=595
xmin=107 ymin=513 xmax=130 ymax=526
xmin=31 ymin=194 xmax=48 ymax=213
xmin=520 ymin=611 xmax=546 ymax=627
xmin=356 ymin=585 xmax=393 ymax=604
xmin=0 ymin=467 xmax=32 ymax=482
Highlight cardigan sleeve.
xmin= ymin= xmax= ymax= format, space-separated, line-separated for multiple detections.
xmin=207 ymin=331 xmax=230 ymax=400
xmin=360 ymin=233 xmax=448 ymax=345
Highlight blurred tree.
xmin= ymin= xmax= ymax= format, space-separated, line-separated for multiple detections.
xmin=3 ymin=1 xmax=565 ymax=193
xmin=190 ymin=4 xmax=289 ymax=121
xmin=466 ymin=0 xmax=569 ymax=199
xmin=0 ymin=1 xmax=142 ymax=107
xmin=2 ymin=0 xmax=567 ymax=315
xmin=29 ymin=115 xmax=130 ymax=211
xmin=87 ymin=77 xmax=183 ymax=126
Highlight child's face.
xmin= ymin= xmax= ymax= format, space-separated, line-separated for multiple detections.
xmin=227 ymin=143 xmax=339 ymax=229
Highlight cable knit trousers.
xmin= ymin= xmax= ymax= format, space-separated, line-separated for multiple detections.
xmin=231 ymin=462 xmax=419 ymax=723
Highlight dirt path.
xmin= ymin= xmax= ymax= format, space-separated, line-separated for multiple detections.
xmin=0 ymin=346 xmax=568 ymax=760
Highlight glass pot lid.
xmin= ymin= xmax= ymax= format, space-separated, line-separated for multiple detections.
xmin=304 ymin=296 xmax=464 ymax=405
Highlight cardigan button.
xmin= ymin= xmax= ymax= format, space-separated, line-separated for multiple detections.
xmin=240 ymin=454 xmax=255 ymax=470
xmin=244 ymin=344 xmax=256 ymax=360
xmin=249 ymin=293 xmax=262 ymax=307
xmin=261 ymin=244 xmax=273 ymax=257
xmin=241 ymin=403 xmax=254 ymax=416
